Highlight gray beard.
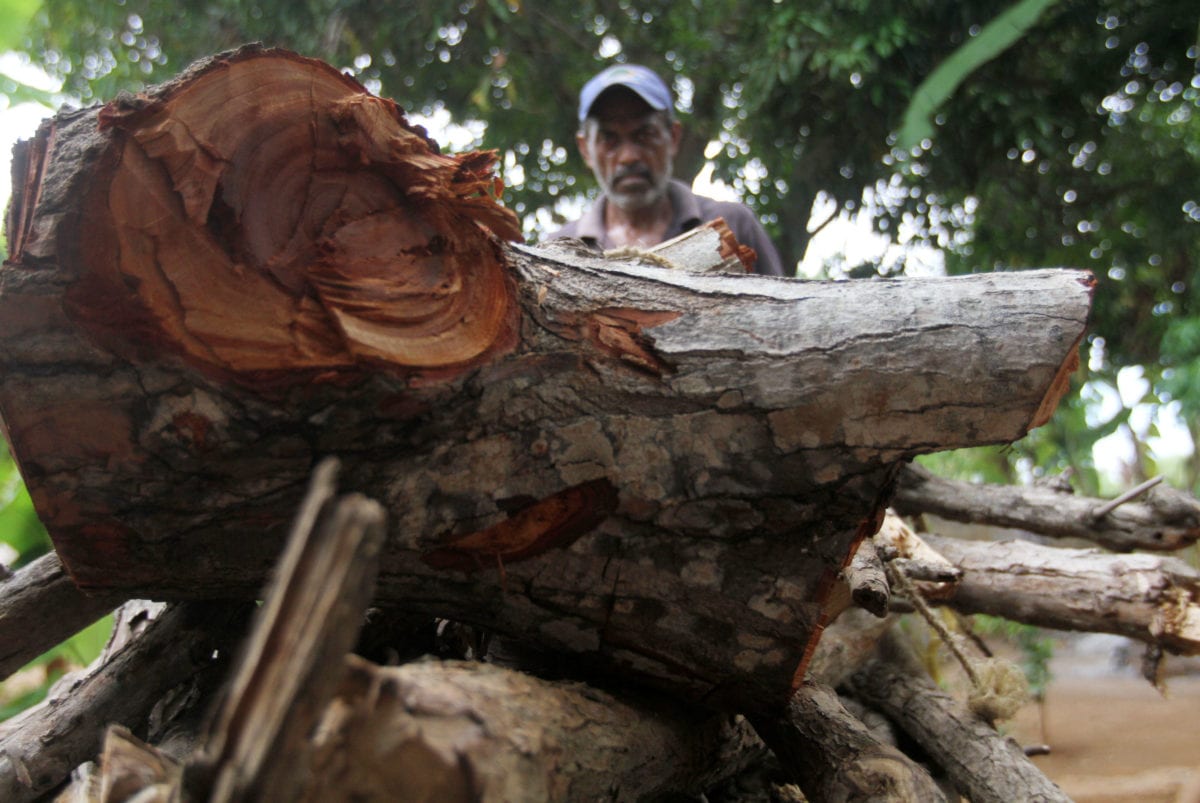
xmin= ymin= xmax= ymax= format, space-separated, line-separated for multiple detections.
xmin=600 ymin=157 xmax=673 ymax=213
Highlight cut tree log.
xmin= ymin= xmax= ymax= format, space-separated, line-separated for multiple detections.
xmin=0 ymin=552 xmax=124 ymax=681
xmin=850 ymin=631 xmax=1072 ymax=803
xmin=894 ymin=462 xmax=1200 ymax=552
xmin=0 ymin=45 xmax=1093 ymax=705
xmin=921 ymin=532 xmax=1200 ymax=654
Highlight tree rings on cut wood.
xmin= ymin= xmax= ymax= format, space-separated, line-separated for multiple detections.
xmin=33 ymin=46 xmax=523 ymax=387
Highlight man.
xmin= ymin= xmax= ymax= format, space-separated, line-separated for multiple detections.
xmin=548 ymin=64 xmax=787 ymax=277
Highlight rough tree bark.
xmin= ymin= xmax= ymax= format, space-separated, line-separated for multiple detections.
xmin=920 ymin=532 xmax=1200 ymax=653
xmin=1 ymin=46 xmax=1091 ymax=714
xmin=895 ymin=462 xmax=1200 ymax=552
xmin=850 ymin=632 xmax=1072 ymax=803
xmin=0 ymin=553 xmax=124 ymax=679
xmin=0 ymin=602 xmax=247 ymax=802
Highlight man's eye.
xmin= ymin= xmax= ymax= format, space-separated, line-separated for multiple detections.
xmin=637 ymin=128 xmax=662 ymax=145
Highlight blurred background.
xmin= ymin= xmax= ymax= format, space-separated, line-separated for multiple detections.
xmin=1 ymin=5 xmax=1198 ymax=788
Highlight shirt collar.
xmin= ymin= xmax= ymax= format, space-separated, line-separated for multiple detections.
xmin=574 ymin=180 xmax=700 ymax=248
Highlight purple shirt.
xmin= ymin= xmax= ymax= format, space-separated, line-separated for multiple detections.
xmin=546 ymin=179 xmax=788 ymax=277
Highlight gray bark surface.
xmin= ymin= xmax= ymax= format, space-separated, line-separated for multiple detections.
xmin=0 ymin=553 xmax=123 ymax=680
xmin=850 ymin=634 xmax=1072 ymax=803
xmin=895 ymin=462 xmax=1200 ymax=551
xmin=924 ymin=531 xmax=1200 ymax=653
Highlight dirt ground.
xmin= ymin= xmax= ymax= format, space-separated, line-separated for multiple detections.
xmin=1003 ymin=639 xmax=1200 ymax=803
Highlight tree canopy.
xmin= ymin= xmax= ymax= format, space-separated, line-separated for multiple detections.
xmin=5 ymin=0 xmax=1200 ymax=493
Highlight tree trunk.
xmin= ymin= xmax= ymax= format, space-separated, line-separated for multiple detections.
xmin=1 ymin=45 xmax=1092 ymax=707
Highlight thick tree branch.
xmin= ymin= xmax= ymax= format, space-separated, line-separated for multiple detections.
xmin=750 ymin=680 xmax=946 ymax=802
xmin=850 ymin=632 xmax=1071 ymax=803
xmin=923 ymin=532 xmax=1200 ymax=654
xmin=0 ymin=552 xmax=124 ymax=680
xmin=894 ymin=462 xmax=1200 ymax=552
xmin=0 ymin=602 xmax=247 ymax=803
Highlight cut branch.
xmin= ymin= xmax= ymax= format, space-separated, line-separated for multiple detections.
xmin=0 ymin=552 xmax=124 ymax=681
xmin=0 ymin=602 xmax=247 ymax=803
xmin=850 ymin=632 xmax=1072 ymax=803
xmin=750 ymin=680 xmax=946 ymax=802
xmin=843 ymin=537 xmax=890 ymax=617
xmin=895 ymin=462 xmax=1200 ymax=552
xmin=922 ymin=532 xmax=1200 ymax=654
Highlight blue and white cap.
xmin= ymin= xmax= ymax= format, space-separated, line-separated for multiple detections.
xmin=578 ymin=64 xmax=673 ymax=122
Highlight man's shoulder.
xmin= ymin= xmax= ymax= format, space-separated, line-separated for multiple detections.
xmin=690 ymin=190 xmax=759 ymax=223
xmin=547 ymin=219 xmax=581 ymax=240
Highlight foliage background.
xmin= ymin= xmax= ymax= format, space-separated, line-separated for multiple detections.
xmin=0 ymin=0 xmax=1197 ymax=712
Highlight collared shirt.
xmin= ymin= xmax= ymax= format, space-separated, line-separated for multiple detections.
xmin=546 ymin=179 xmax=788 ymax=277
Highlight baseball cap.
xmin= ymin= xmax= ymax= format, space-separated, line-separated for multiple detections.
xmin=578 ymin=64 xmax=673 ymax=122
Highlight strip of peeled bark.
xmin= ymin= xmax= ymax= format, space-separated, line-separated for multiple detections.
xmin=894 ymin=462 xmax=1200 ymax=551
xmin=1 ymin=46 xmax=1093 ymax=705
xmin=0 ymin=553 xmax=123 ymax=680
xmin=184 ymin=459 xmax=386 ymax=803
xmin=749 ymin=680 xmax=946 ymax=802
xmin=850 ymin=633 xmax=1071 ymax=803
xmin=922 ymin=532 xmax=1200 ymax=653
xmin=0 ymin=602 xmax=247 ymax=803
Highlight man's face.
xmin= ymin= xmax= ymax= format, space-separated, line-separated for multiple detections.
xmin=578 ymin=88 xmax=681 ymax=213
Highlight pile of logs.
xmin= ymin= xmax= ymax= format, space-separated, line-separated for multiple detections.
xmin=1 ymin=46 xmax=1198 ymax=801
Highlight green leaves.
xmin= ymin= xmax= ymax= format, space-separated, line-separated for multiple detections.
xmin=0 ymin=445 xmax=110 ymax=725
xmin=0 ymin=0 xmax=39 ymax=50
xmin=0 ymin=443 xmax=49 ymax=569
xmin=897 ymin=0 xmax=1062 ymax=150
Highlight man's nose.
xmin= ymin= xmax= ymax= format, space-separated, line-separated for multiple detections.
xmin=613 ymin=138 xmax=643 ymax=164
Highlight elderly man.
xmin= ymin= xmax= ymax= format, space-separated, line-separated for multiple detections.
xmin=548 ymin=64 xmax=787 ymax=277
